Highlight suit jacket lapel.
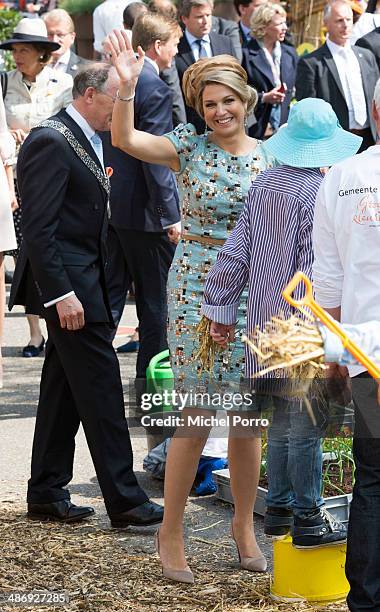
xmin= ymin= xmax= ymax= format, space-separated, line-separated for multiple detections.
xmin=247 ymin=40 xmax=275 ymax=86
xmin=57 ymin=109 xmax=104 ymax=172
xmin=210 ymin=33 xmax=224 ymax=56
xmin=238 ymin=21 xmax=248 ymax=47
xmin=352 ymin=46 xmax=376 ymax=136
xmin=67 ymin=51 xmax=79 ymax=73
xmin=322 ymin=44 xmax=346 ymax=101
xmin=54 ymin=109 xmax=110 ymax=205
xmin=352 ymin=46 xmax=370 ymax=97
xmin=178 ymin=35 xmax=195 ymax=67
xmin=280 ymin=46 xmax=292 ymax=86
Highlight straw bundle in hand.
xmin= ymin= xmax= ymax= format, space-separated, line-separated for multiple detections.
xmin=243 ymin=314 xmax=326 ymax=379
xmin=243 ymin=315 xmax=327 ymax=425
xmin=193 ymin=315 xmax=225 ymax=376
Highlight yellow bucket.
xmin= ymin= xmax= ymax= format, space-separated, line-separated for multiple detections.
xmin=270 ymin=536 xmax=349 ymax=603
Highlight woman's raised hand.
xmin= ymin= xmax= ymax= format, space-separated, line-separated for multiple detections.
xmin=105 ymin=30 xmax=145 ymax=87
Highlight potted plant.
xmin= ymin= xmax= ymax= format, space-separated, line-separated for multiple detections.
xmin=58 ymin=0 xmax=102 ymax=59
xmin=214 ymin=435 xmax=354 ymax=523
xmin=0 ymin=9 xmax=21 ymax=71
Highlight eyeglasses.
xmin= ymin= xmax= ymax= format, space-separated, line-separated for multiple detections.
xmin=98 ymin=90 xmax=117 ymax=103
xmin=47 ymin=31 xmax=73 ymax=40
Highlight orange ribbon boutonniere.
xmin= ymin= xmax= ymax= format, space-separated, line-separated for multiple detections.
xmin=106 ymin=166 xmax=113 ymax=178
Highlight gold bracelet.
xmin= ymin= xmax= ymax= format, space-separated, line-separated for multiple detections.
xmin=116 ymin=89 xmax=135 ymax=102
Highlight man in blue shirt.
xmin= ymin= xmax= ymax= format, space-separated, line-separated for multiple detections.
xmin=234 ymin=0 xmax=265 ymax=46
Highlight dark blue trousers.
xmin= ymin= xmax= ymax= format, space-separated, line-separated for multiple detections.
xmin=346 ymin=372 xmax=380 ymax=611
xmin=106 ymin=225 xmax=175 ymax=379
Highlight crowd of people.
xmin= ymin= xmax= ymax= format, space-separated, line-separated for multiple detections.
xmin=1 ymin=0 xmax=380 ymax=609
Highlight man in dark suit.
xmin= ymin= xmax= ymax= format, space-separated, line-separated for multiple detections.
xmin=296 ymin=0 xmax=379 ymax=152
xmin=140 ymin=0 xmax=187 ymax=125
xmin=149 ymin=0 xmax=242 ymax=59
xmin=9 ymin=64 xmax=163 ymax=528
xmin=356 ymin=26 xmax=380 ymax=70
xmin=210 ymin=11 xmax=242 ymax=61
xmin=44 ymin=9 xmax=89 ymax=77
xmin=176 ymin=0 xmax=239 ymax=133
xmin=233 ymin=0 xmax=265 ymax=47
xmin=103 ymin=13 xmax=181 ymax=401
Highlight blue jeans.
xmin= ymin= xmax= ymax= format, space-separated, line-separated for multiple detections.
xmin=265 ymin=397 xmax=324 ymax=518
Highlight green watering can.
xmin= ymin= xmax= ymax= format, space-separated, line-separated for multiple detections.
xmin=145 ymin=350 xmax=174 ymax=413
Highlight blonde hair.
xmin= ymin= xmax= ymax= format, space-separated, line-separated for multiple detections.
xmin=131 ymin=12 xmax=182 ymax=51
xmin=250 ymin=2 xmax=286 ymax=39
xmin=43 ymin=9 xmax=74 ymax=33
xmin=182 ymin=55 xmax=258 ymax=118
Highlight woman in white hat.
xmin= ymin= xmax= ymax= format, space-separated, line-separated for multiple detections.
xmin=0 ymin=18 xmax=73 ymax=358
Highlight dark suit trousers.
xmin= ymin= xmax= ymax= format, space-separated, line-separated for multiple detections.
xmin=107 ymin=227 xmax=175 ymax=380
xmin=346 ymin=372 xmax=380 ymax=611
xmin=27 ymin=320 xmax=148 ymax=515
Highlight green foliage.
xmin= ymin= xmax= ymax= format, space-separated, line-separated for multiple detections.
xmin=260 ymin=435 xmax=354 ymax=497
xmin=321 ymin=437 xmax=354 ymax=496
xmin=0 ymin=10 xmax=21 ymax=71
xmin=58 ymin=0 xmax=103 ymax=15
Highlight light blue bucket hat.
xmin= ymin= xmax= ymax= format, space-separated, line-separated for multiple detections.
xmin=262 ymin=98 xmax=362 ymax=167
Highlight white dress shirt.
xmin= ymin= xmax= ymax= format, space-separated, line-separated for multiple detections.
xmin=322 ymin=321 xmax=380 ymax=369
xmin=144 ymin=56 xmax=159 ymax=75
xmin=44 ymin=104 xmax=105 ymax=308
xmin=66 ymin=103 xmax=105 ymax=168
xmin=93 ymin=0 xmax=136 ymax=53
xmin=51 ymin=49 xmax=71 ymax=74
xmin=326 ymin=37 xmax=368 ymax=129
xmin=185 ymin=30 xmax=212 ymax=60
xmin=312 ymin=145 xmax=380 ymax=375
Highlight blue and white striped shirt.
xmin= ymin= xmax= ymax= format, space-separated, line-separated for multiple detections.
xmin=201 ymin=165 xmax=323 ymax=377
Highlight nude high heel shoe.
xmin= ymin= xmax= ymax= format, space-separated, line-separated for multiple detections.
xmin=231 ymin=520 xmax=267 ymax=572
xmin=155 ymin=529 xmax=194 ymax=584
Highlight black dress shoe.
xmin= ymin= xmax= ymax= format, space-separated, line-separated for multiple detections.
xmin=27 ymin=500 xmax=95 ymax=523
xmin=110 ymin=500 xmax=164 ymax=528
xmin=116 ymin=340 xmax=140 ymax=353
xmin=22 ymin=337 xmax=45 ymax=358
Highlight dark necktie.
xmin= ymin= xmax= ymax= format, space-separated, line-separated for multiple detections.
xmin=195 ymin=39 xmax=208 ymax=59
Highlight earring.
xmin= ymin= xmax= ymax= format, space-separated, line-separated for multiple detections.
xmin=244 ymin=116 xmax=248 ymax=128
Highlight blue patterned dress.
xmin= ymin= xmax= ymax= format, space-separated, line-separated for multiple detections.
xmin=163 ymin=123 xmax=274 ymax=397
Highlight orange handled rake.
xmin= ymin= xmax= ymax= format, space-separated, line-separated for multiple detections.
xmin=282 ymin=271 xmax=380 ymax=381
